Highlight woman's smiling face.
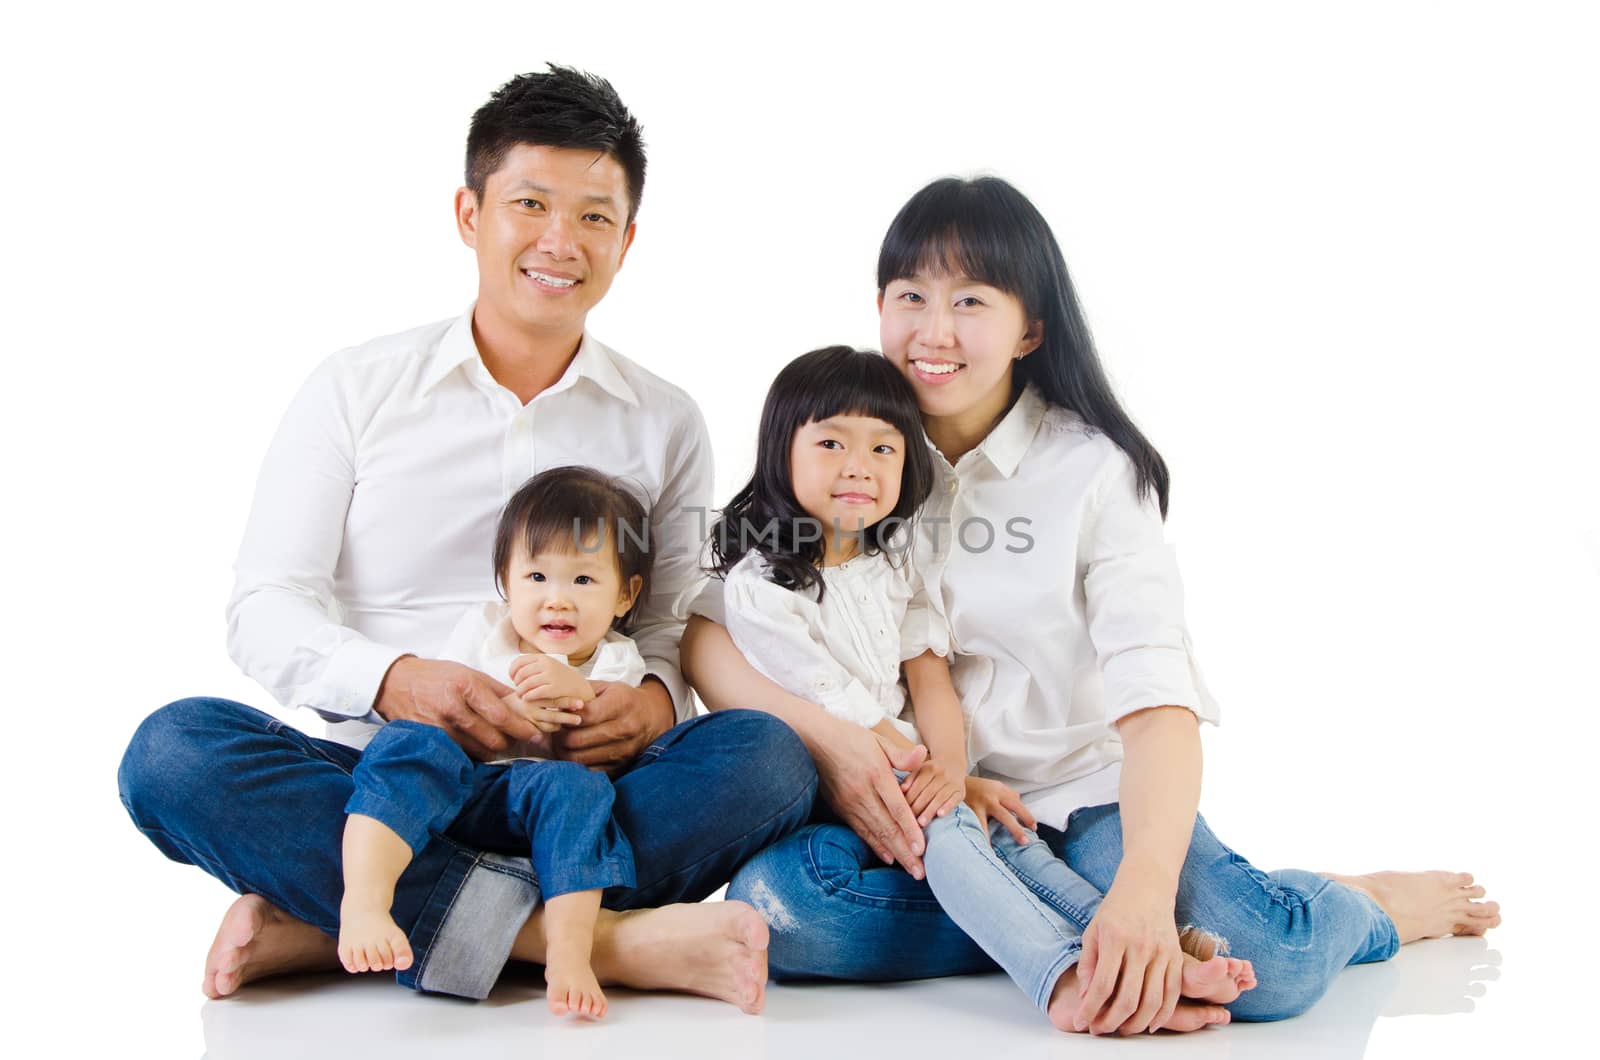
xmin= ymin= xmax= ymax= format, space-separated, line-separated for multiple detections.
xmin=878 ymin=271 xmax=1042 ymax=427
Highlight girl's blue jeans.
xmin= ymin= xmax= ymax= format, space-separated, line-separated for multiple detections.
xmin=730 ymin=803 xmax=1400 ymax=1022
xmin=348 ymin=720 xmax=635 ymax=900
xmin=118 ymin=698 xmax=818 ymax=999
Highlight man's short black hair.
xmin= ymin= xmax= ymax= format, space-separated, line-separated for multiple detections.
xmin=466 ymin=64 xmax=647 ymax=223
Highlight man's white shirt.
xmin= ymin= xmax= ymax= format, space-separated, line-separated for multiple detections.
xmin=226 ymin=305 xmax=711 ymax=747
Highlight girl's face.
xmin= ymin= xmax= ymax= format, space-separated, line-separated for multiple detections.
xmin=878 ymin=271 xmax=1042 ymax=425
xmin=503 ymin=538 xmax=641 ymax=662
xmin=788 ymin=414 xmax=906 ymax=552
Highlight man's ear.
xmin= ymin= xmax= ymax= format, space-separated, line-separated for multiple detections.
xmin=616 ymin=574 xmax=644 ymax=617
xmin=454 ymin=187 xmax=480 ymax=248
xmin=615 ymin=222 xmax=638 ymax=269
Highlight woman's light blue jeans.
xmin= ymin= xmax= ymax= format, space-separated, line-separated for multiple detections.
xmin=730 ymin=803 xmax=1399 ymax=1021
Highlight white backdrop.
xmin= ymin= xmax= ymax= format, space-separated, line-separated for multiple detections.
xmin=4 ymin=2 xmax=1595 ymax=1056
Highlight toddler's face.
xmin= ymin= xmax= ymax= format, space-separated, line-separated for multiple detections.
xmin=503 ymin=537 xmax=640 ymax=662
xmin=789 ymin=414 xmax=906 ymax=546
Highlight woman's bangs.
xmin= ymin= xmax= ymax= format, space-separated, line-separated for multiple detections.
xmin=877 ymin=181 xmax=1027 ymax=296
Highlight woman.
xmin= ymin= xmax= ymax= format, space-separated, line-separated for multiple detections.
xmin=681 ymin=176 xmax=1500 ymax=1035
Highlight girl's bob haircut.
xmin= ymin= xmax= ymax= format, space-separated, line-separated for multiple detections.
xmin=878 ymin=175 xmax=1170 ymax=516
xmin=709 ymin=345 xmax=934 ymax=598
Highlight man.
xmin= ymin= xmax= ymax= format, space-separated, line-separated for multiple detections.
xmin=117 ymin=65 xmax=816 ymax=1011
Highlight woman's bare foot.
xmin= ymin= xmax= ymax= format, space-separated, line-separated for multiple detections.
xmin=546 ymin=953 xmax=607 ymax=1019
xmin=585 ymin=901 xmax=769 ymax=1014
xmin=1324 ymin=871 xmax=1501 ymax=943
xmin=1180 ymin=953 xmax=1257 ymax=1004
xmin=1047 ymin=964 xmax=1232 ymax=1035
xmin=203 ymin=895 xmax=339 ymax=998
xmin=336 ymin=899 xmax=414 ymax=974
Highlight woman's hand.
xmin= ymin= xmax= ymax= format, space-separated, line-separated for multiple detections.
xmin=901 ymin=759 xmax=967 ymax=826
xmin=811 ymin=712 xmax=930 ymax=878
xmin=962 ymin=776 xmax=1037 ymax=844
xmin=1073 ymin=874 xmax=1184 ymax=1035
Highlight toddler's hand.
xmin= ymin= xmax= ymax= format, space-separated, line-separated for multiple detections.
xmin=900 ymin=759 xmax=967 ymax=827
xmin=497 ymin=689 xmax=581 ymax=734
xmin=510 ymin=653 xmax=594 ymax=706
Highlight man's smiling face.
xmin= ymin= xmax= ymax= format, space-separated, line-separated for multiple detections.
xmin=456 ymin=142 xmax=636 ymax=342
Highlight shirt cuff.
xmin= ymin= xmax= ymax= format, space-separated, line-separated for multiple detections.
xmin=1101 ymin=639 xmax=1221 ymax=728
xmin=301 ymin=638 xmax=409 ymax=722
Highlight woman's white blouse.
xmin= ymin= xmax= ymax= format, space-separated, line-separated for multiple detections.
xmin=913 ymin=384 xmax=1220 ymax=828
xmin=711 ymin=551 xmax=936 ymax=742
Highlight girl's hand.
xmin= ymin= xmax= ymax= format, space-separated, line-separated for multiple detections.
xmin=510 ymin=653 xmax=594 ymax=707
xmin=900 ymin=759 xmax=967 ymax=826
xmin=1074 ymin=875 xmax=1184 ymax=1035
xmin=962 ymin=776 xmax=1037 ymax=845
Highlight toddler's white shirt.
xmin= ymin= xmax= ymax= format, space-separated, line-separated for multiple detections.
xmin=441 ymin=601 xmax=648 ymax=688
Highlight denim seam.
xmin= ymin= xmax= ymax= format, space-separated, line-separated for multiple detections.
xmin=991 ymin=838 xmax=1095 ymax=930
xmin=629 ymin=772 xmax=819 ymax=899
xmin=539 ymin=857 xmax=635 ymax=901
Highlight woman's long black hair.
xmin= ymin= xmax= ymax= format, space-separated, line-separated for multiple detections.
xmin=709 ymin=346 xmax=935 ymax=599
xmin=877 ymin=176 xmax=1170 ymax=517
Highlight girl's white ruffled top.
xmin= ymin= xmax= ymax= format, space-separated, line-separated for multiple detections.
xmin=706 ymin=550 xmax=942 ymax=743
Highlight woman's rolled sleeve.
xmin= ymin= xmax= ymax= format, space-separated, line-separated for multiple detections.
xmin=1083 ymin=452 xmax=1220 ymax=729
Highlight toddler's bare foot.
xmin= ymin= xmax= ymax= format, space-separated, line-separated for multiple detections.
xmin=588 ymin=901 xmax=768 ymax=1013
xmin=1047 ymin=964 xmax=1231 ymax=1035
xmin=203 ymin=894 xmax=339 ymax=999
xmin=1324 ymin=870 xmax=1501 ymax=943
xmin=337 ymin=899 xmax=414 ymax=974
xmin=546 ymin=956 xmax=607 ymax=1019
xmin=1180 ymin=952 xmax=1257 ymax=1004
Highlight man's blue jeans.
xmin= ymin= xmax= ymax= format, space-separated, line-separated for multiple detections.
xmin=118 ymin=698 xmax=818 ymax=999
xmin=348 ymin=720 xmax=635 ymax=900
xmin=730 ymin=803 xmax=1399 ymax=1022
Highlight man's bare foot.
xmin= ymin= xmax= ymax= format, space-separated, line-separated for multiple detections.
xmin=336 ymin=900 xmax=414 ymax=974
xmin=1324 ymin=871 xmax=1501 ymax=943
xmin=588 ymin=901 xmax=768 ymax=1014
xmin=546 ymin=954 xmax=607 ymax=1019
xmin=1047 ymin=964 xmax=1232 ymax=1035
xmin=1180 ymin=953 xmax=1257 ymax=1004
xmin=203 ymin=895 xmax=339 ymax=999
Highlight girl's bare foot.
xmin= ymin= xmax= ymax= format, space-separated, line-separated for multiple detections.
xmin=1179 ymin=952 xmax=1257 ymax=1004
xmin=203 ymin=895 xmax=339 ymax=998
xmin=336 ymin=899 xmax=414 ymax=974
xmin=585 ymin=901 xmax=769 ymax=1013
xmin=546 ymin=955 xmax=607 ymax=1019
xmin=1324 ymin=870 xmax=1501 ymax=943
xmin=1046 ymin=964 xmax=1231 ymax=1035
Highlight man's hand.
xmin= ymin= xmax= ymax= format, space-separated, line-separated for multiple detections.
xmin=812 ymin=714 xmax=929 ymax=878
xmin=373 ymin=656 xmax=543 ymax=761
xmin=549 ymin=678 xmax=674 ymax=772
xmin=1073 ymin=874 xmax=1185 ymax=1035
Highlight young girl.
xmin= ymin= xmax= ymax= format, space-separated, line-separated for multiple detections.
xmin=691 ymin=346 xmax=1255 ymax=1029
xmin=691 ymin=177 xmax=1499 ymax=1035
xmin=338 ymin=465 xmax=652 ymax=1019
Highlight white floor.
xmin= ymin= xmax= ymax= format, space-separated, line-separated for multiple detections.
xmin=186 ymin=936 xmax=1505 ymax=1060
